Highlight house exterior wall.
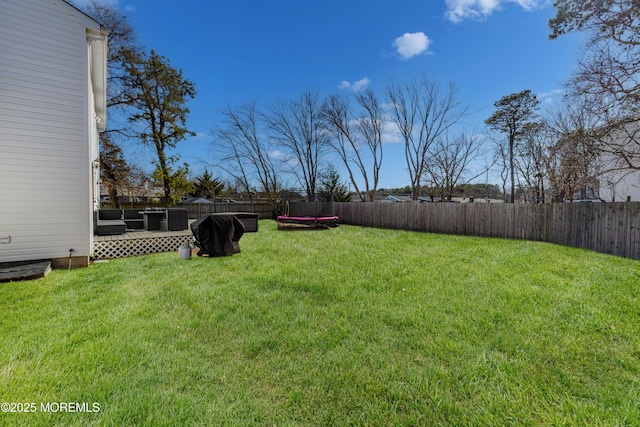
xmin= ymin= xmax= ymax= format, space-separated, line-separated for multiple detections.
xmin=598 ymin=144 xmax=640 ymax=202
xmin=599 ymin=169 xmax=640 ymax=202
xmin=0 ymin=0 xmax=103 ymax=267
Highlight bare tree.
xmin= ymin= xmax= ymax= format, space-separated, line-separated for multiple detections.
xmin=513 ymin=123 xmax=548 ymax=203
xmin=120 ymin=165 xmax=149 ymax=208
xmin=568 ymin=44 xmax=640 ymax=171
xmin=386 ymin=75 xmax=469 ymax=200
xmin=321 ymin=89 xmax=385 ymax=202
xmin=264 ymin=91 xmax=328 ymax=201
xmin=98 ymin=132 xmax=129 ymax=208
xmin=547 ymin=133 xmax=600 ymax=202
xmin=355 ymin=89 xmax=385 ymax=201
xmin=544 ymin=99 xmax=601 ymax=201
xmin=213 ymin=102 xmax=280 ymax=205
xmin=494 ymin=138 xmax=510 ymax=203
xmin=321 ymin=95 xmax=365 ymax=201
xmin=425 ymin=133 xmax=486 ymax=201
xmin=550 ymin=0 xmax=640 ymax=170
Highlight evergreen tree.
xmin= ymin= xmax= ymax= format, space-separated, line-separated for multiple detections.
xmin=192 ymin=169 xmax=225 ymax=200
xmin=318 ymin=167 xmax=352 ymax=202
xmin=122 ymin=49 xmax=196 ymax=206
xmin=485 ymin=90 xmax=540 ymax=203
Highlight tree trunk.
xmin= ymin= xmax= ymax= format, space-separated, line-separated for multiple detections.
xmin=509 ymin=135 xmax=515 ymax=203
xmin=157 ymin=146 xmax=171 ymax=206
xmin=100 ymin=161 xmax=121 ymax=208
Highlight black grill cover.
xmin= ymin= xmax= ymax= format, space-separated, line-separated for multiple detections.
xmin=190 ymin=214 xmax=245 ymax=257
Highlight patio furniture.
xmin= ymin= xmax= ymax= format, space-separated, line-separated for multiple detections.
xmin=123 ymin=209 xmax=144 ymax=230
xmin=95 ymin=209 xmax=126 ymax=236
xmin=160 ymin=209 xmax=189 ymax=231
xmin=140 ymin=210 xmax=165 ymax=231
xmin=190 ymin=214 xmax=244 ymax=257
xmin=98 ymin=209 xmax=122 ymax=220
xmin=95 ymin=220 xmax=126 ymax=235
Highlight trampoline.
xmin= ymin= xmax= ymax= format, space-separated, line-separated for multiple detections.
xmin=277 ymin=215 xmax=339 ymax=229
xmin=277 ymin=199 xmax=339 ymax=230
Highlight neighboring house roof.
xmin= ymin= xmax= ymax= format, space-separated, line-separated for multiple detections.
xmin=180 ymin=197 xmax=215 ymax=204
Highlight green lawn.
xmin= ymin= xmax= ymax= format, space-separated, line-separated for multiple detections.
xmin=1 ymin=220 xmax=639 ymax=426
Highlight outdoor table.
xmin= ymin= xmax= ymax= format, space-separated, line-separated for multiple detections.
xmin=139 ymin=210 xmax=165 ymax=231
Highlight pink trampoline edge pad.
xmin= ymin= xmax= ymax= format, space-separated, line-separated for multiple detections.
xmin=277 ymin=216 xmax=339 ymax=222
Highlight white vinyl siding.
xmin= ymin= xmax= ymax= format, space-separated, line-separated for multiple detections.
xmin=0 ymin=0 xmax=102 ymax=264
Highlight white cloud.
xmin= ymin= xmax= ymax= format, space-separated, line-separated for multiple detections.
xmin=538 ymin=88 xmax=564 ymax=104
xmin=339 ymin=77 xmax=371 ymax=92
xmin=392 ymin=32 xmax=431 ymax=60
xmin=268 ymin=150 xmax=289 ymax=161
xmin=382 ymin=124 xmax=403 ymax=144
xmin=445 ymin=0 xmax=544 ymax=23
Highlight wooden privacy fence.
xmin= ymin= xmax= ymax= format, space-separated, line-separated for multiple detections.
xmin=106 ymin=201 xmax=276 ymax=219
xmin=335 ymin=202 xmax=640 ymax=260
xmin=283 ymin=201 xmax=338 ymax=217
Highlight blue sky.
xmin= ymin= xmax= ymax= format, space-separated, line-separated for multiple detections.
xmin=83 ymin=0 xmax=585 ymax=190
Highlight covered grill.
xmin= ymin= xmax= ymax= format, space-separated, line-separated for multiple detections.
xmin=190 ymin=214 xmax=245 ymax=257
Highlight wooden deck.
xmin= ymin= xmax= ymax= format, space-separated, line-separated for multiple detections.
xmin=93 ymin=228 xmax=195 ymax=260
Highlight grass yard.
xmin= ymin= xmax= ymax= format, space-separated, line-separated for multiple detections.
xmin=1 ymin=220 xmax=639 ymax=426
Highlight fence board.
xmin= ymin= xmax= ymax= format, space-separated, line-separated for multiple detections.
xmin=335 ymin=202 xmax=640 ymax=260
